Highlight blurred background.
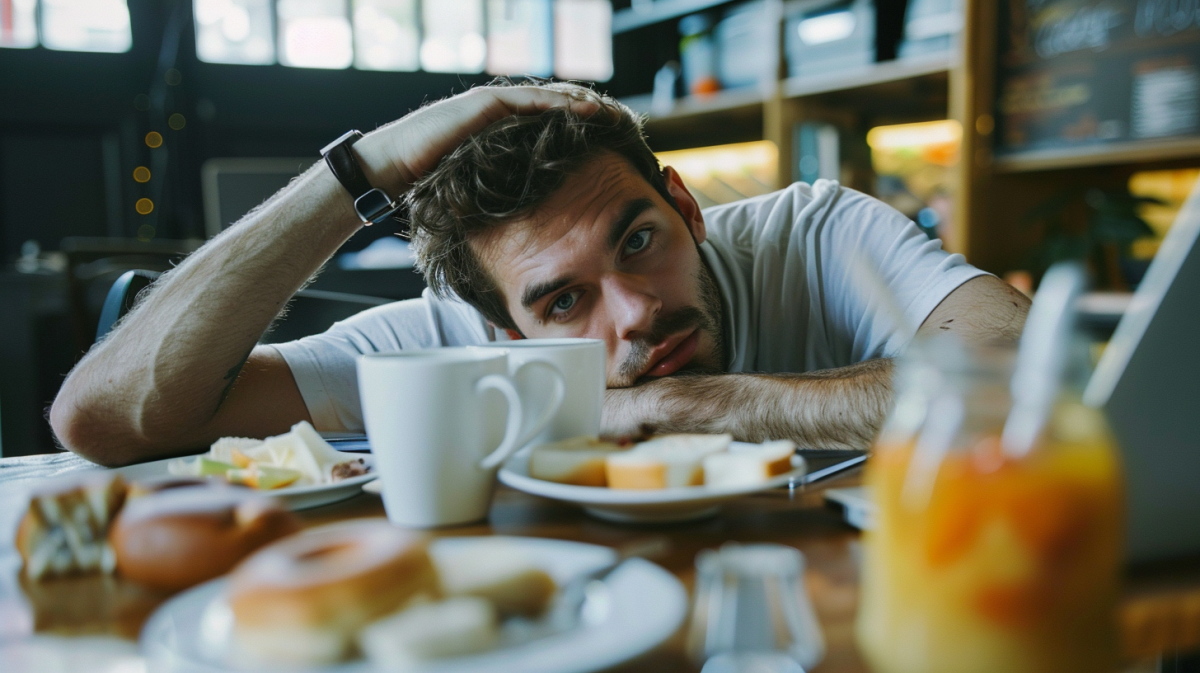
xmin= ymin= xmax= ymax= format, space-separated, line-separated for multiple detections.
xmin=1 ymin=0 xmax=1198 ymax=457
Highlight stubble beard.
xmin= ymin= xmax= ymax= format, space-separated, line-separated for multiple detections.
xmin=612 ymin=253 xmax=727 ymax=387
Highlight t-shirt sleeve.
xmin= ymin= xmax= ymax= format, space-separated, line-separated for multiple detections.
xmin=812 ymin=183 xmax=988 ymax=361
xmin=268 ymin=294 xmax=490 ymax=432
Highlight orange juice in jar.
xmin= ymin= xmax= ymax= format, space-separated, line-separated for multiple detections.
xmin=857 ymin=350 xmax=1122 ymax=673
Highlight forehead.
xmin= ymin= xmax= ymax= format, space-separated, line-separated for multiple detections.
xmin=475 ymin=152 xmax=659 ymax=268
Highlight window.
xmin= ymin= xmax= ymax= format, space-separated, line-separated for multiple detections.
xmin=0 ymin=0 xmax=38 ymax=48
xmin=352 ymin=0 xmax=419 ymax=72
xmin=194 ymin=0 xmax=275 ymax=65
xmin=41 ymin=0 xmax=132 ymax=52
xmin=183 ymin=0 xmax=613 ymax=78
xmin=420 ymin=0 xmax=484 ymax=74
xmin=554 ymin=0 xmax=612 ymax=82
xmin=487 ymin=0 xmax=552 ymax=77
xmin=278 ymin=0 xmax=354 ymax=69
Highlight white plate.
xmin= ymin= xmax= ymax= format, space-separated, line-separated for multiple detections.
xmin=139 ymin=536 xmax=688 ymax=673
xmin=497 ymin=442 xmax=807 ymax=523
xmin=111 ymin=454 xmax=377 ymax=511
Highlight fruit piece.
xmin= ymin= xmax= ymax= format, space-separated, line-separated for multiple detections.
xmin=230 ymin=449 xmax=254 ymax=469
xmin=198 ymin=457 xmax=237 ymax=477
xmin=225 ymin=465 xmax=301 ymax=489
xmin=251 ymin=466 xmax=302 ymax=489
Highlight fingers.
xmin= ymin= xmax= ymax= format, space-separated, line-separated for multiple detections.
xmin=478 ymin=85 xmax=600 ymax=122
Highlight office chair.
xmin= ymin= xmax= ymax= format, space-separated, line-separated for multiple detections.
xmin=95 ymin=270 xmax=393 ymax=345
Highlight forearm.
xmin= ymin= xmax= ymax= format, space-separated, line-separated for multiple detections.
xmin=603 ymin=359 xmax=894 ymax=450
xmin=51 ymin=164 xmax=362 ymax=459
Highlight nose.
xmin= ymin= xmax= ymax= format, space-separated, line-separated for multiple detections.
xmin=602 ymin=272 xmax=661 ymax=341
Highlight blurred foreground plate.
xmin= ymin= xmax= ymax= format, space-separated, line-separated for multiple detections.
xmin=496 ymin=442 xmax=808 ymax=523
xmin=140 ymin=536 xmax=687 ymax=673
xmin=110 ymin=454 xmax=377 ymax=511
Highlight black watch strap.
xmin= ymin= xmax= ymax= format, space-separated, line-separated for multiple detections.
xmin=320 ymin=130 xmax=401 ymax=226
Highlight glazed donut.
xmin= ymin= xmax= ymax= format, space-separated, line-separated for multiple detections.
xmin=227 ymin=519 xmax=439 ymax=667
xmin=109 ymin=486 xmax=300 ymax=591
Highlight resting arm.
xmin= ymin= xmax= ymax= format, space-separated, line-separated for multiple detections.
xmin=50 ymin=87 xmax=597 ymax=467
xmin=601 ymin=275 xmax=1031 ymax=449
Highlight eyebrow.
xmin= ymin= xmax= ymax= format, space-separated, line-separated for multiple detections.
xmin=607 ymin=197 xmax=656 ymax=250
xmin=521 ymin=277 xmax=572 ymax=312
xmin=519 ymin=197 xmax=658 ymax=313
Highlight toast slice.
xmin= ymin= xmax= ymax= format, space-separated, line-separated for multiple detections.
xmin=528 ymin=436 xmax=626 ymax=487
xmin=605 ymin=433 xmax=733 ymax=489
xmin=702 ymin=440 xmax=797 ymax=488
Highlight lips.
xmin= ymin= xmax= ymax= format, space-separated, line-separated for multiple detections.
xmin=644 ymin=329 xmax=700 ymax=378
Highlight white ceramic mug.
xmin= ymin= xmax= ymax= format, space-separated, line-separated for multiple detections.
xmin=358 ymin=348 xmax=564 ymax=527
xmin=477 ymin=338 xmax=606 ymax=446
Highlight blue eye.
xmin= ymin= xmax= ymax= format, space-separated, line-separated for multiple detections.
xmin=551 ymin=291 xmax=578 ymax=314
xmin=624 ymin=229 xmax=651 ymax=254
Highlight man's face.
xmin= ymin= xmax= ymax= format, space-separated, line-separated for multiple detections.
xmin=475 ymin=152 xmax=726 ymax=388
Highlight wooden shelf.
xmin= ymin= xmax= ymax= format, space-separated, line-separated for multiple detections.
xmin=622 ymin=55 xmax=955 ymax=128
xmin=613 ymin=0 xmax=735 ymax=34
xmin=622 ymin=86 xmax=769 ymax=124
xmin=781 ymin=54 xmax=956 ymax=99
xmin=993 ymin=136 xmax=1200 ymax=173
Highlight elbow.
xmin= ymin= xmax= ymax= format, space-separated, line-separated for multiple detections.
xmin=49 ymin=390 xmax=143 ymax=468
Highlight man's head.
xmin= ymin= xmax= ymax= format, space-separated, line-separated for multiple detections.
xmin=407 ymin=82 xmax=726 ymax=386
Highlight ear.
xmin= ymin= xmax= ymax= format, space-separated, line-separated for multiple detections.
xmin=662 ymin=166 xmax=706 ymax=245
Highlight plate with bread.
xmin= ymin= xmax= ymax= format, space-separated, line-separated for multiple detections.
xmin=113 ymin=421 xmax=377 ymax=511
xmin=495 ymin=434 xmax=807 ymax=523
xmin=140 ymin=525 xmax=689 ymax=673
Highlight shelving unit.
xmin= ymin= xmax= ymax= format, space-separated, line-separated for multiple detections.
xmin=613 ymin=0 xmax=739 ymax=34
xmin=958 ymin=0 xmax=1200 ymax=276
xmin=622 ymin=85 xmax=769 ymax=124
xmin=612 ymin=0 xmax=1200 ymax=280
xmin=780 ymin=52 xmax=954 ymax=100
xmin=615 ymin=2 xmax=969 ymax=252
xmin=993 ymin=137 xmax=1200 ymax=174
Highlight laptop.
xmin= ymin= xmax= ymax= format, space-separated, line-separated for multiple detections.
xmin=828 ymin=180 xmax=1200 ymax=564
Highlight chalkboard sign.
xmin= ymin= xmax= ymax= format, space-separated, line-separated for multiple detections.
xmin=996 ymin=0 xmax=1200 ymax=155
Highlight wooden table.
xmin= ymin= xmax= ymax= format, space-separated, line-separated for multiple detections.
xmin=1 ymin=462 xmax=1198 ymax=673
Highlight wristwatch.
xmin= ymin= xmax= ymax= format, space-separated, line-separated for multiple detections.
xmin=320 ymin=130 xmax=402 ymax=226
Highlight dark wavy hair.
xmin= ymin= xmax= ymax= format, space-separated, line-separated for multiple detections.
xmin=405 ymin=82 xmax=673 ymax=332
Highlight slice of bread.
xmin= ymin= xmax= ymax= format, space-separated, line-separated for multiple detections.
xmin=528 ymin=436 xmax=626 ymax=486
xmin=358 ymin=597 xmax=498 ymax=667
xmin=605 ymin=433 xmax=733 ymax=489
xmin=703 ymin=440 xmax=797 ymax=488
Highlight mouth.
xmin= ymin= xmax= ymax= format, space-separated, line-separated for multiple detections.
xmin=644 ymin=328 xmax=700 ymax=378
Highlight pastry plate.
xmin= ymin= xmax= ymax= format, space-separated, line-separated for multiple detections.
xmin=110 ymin=453 xmax=377 ymax=511
xmin=494 ymin=442 xmax=808 ymax=523
xmin=140 ymin=536 xmax=688 ymax=673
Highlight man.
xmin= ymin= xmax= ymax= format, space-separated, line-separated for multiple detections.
xmin=50 ymin=83 xmax=1028 ymax=467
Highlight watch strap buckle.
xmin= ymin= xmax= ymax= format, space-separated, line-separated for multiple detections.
xmin=353 ymin=188 xmax=402 ymax=226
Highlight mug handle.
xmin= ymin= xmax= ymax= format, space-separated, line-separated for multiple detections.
xmin=476 ymin=363 xmax=565 ymax=470
xmin=509 ymin=360 xmax=567 ymax=452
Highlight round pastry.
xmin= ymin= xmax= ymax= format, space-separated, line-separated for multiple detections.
xmin=227 ymin=519 xmax=439 ymax=667
xmin=125 ymin=475 xmax=212 ymax=499
xmin=109 ymin=486 xmax=300 ymax=591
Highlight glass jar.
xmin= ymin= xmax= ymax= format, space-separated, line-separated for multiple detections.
xmin=857 ymin=344 xmax=1122 ymax=673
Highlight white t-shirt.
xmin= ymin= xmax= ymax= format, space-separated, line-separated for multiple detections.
xmin=272 ymin=181 xmax=986 ymax=432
